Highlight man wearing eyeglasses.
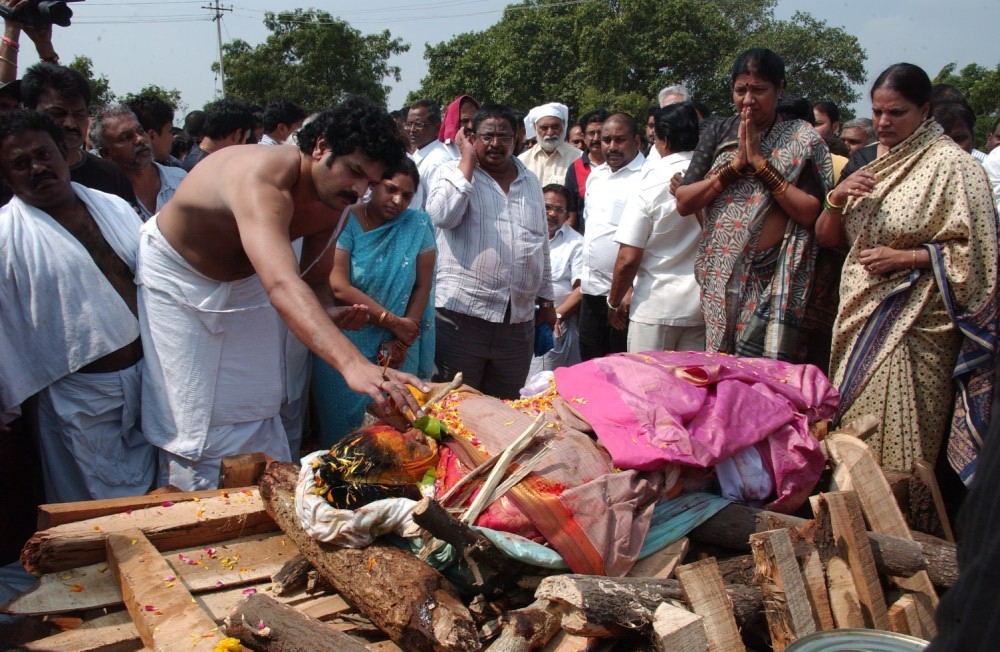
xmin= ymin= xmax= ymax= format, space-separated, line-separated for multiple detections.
xmin=404 ymin=98 xmax=450 ymax=210
xmin=427 ymin=104 xmax=555 ymax=399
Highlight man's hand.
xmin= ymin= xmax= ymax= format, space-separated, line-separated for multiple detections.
xmin=326 ymin=304 xmax=368 ymax=330
xmin=342 ymin=358 xmax=428 ymax=424
xmin=387 ymin=315 xmax=420 ymax=346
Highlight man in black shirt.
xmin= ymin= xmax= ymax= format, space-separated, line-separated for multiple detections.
xmin=19 ymin=63 xmax=136 ymax=207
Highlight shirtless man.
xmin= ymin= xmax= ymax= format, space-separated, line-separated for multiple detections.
xmin=0 ymin=109 xmax=155 ymax=502
xmin=138 ymin=96 xmax=426 ymax=490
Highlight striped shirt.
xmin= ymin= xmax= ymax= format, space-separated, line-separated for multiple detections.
xmin=427 ymin=158 xmax=553 ymax=324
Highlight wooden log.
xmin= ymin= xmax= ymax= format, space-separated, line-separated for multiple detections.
xmin=826 ymin=433 xmax=939 ymax=639
xmin=219 ymin=453 xmax=272 ymax=489
xmin=270 ymin=554 xmax=312 ymax=596
xmin=484 ymin=599 xmax=563 ymax=652
xmin=911 ymin=531 xmax=959 ymax=588
xmin=627 ymin=537 xmax=688 ymax=580
xmin=799 ymin=545 xmax=836 ymax=630
xmin=675 ymin=558 xmax=745 ymax=652
xmin=106 ymin=529 xmax=224 ymax=651
xmin=8 ymin=532 xmax=298 ymax=615
xmin=36 ymin=487 xmax=256 ymax=529
xmin=749 ymin=529 xmax=816 ymax=651
xmin=534 ymin=574 xmax=763 ymax=632
xmin=689 ymin=502 xmax=946 ymax=583
xmin=821 ymin=492 xmax=889 ymax=629
xmin=258 ymin=462 xmax=479 ymax=652
xmin=651 ymin=602 xmax=708 ymax=652
xmin=411 ymin=497 xmax=541 ymax=590
xmin=224 ymin=591 xmax=369 ymax=652
xmin=22 ymin=488 xmax=277 ymax=574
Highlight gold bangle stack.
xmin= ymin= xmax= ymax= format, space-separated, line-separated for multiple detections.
xmin=716 ymin=162 xmax=741 ymax=186
xmin=377 ymin=310 xmax=388 ymax=325
xmin=756 ymin=161 xmax=788 ymax=195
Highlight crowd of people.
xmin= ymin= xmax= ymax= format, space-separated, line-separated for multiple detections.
xmin=1 ymin=8 xmax=1000 ymax=642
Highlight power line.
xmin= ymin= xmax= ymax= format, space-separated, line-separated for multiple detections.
xmin=201 ymin=1 xmax=232 ymax=97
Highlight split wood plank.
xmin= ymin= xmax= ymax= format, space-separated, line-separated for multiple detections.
xmin=22 ymin=488 xmax=276 ymax=574
xmin=887 ymin=594 xmax=921 ymax=636
xmin=627 ymin=537 xmax=689 ymax=580
xmin=651 ymin=602 xmax=709 ymax=652
xmin=541 ymin=630 xmax=592 ymax=652
xmin=106 ymin=529 xmax=223 ymax=651
xmin=8 ymin=532 xmax=297 ymax=615
xmin=37 ymin=487 xmax=256 ymax=529
xmin=483 ymin=599 xmax=563 ymax=652
xmin=826 ymin=556 xmax=865 ymax=628
xmin=22 ymin=610 xmax=139 ymax=652
xmin=219 ymin=453 xmax=272 ymax=489
xmin=749 ymin=528 xmax=816 ymax=651
xmin=822 ymin=491 xmax=889 ymax=629
xmin=798 ymin=543 xmax=836 ymax=631
xmin=675 ymin=557 xmax=744 ymax=652
xmin=826 ymin=433 xmax=938 ymax=638
xmin=912 ymin=459 xmax=955 ymax=542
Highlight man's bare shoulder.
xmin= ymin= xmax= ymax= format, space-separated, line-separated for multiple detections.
xmin=183 ymin=144 xmax=304 ymax=192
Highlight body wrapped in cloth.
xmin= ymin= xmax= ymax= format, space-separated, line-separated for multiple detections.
xmin=299 ymin=351 xmax=838 ymax=576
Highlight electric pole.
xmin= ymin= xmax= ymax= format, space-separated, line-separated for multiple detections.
xmin=202 ymin=0 xmax=232 ymax=97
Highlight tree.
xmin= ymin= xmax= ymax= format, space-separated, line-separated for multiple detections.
xmin=933 ymin=62 xmax=1000 ymax=147
xmin=413 ymin=0 xmax=866 ymax=119
xmin=218 ymin=9 xmax=408 ymax=110
xmin=67 ymin=55 xmax=115 ymax=106
xmin=120 ymin=84 xmax=186 ymax=117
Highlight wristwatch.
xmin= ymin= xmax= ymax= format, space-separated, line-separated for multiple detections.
xmin=555 ymin=312 xmax=563 ymax=321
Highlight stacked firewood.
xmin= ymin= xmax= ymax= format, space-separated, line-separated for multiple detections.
xmin=4 ymin=429 xmax=958 ymax=651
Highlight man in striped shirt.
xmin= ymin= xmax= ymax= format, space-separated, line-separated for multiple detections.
xmin=427 ymin=104 xmax=555 ymax=399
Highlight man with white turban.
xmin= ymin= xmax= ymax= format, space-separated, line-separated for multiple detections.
xmin=517 ymin=102 xmax=582 ymax=185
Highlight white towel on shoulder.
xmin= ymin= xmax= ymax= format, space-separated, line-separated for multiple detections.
xmin=0 ymin=183 xmax=141 ymax=411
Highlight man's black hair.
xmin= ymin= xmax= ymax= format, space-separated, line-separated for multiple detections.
xmin=604 ymin=112 xmax=639 ymax=137
xmin=0 ymin=108 xmax=65 ymax=153
xmin=405 ymin=98 xmax=441 ymax=124
xmin=201 ymin=99 xmax=256 ymax=140
xmin=295 ymin=95 xmax=406 ymax=167
xmin=125 ymin=93 xmax=175 ymax=133
xmin=471 ymin=104 xmax=518 ymax=134
xmin=262 ymin=99 xmax=306 ymax=133
xmin=542 ymin=183 xmax=572 ymax=206
xmin=579 ymin=108 xmax=610 ymax=127
xmin=20 ymin=63 xmax=91 ymax=109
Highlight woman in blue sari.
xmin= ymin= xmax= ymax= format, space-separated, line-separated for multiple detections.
xmin=312 ymin=158 xmax=436 ymax=446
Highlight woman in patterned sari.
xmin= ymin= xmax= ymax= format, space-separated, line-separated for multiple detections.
xmin=676 ymin=48 xmax=833 ymax=361
xmin=312 ymin=158 xmax=437 ymax=447
xmin=816 ymin=63 xmax=998 ymax=479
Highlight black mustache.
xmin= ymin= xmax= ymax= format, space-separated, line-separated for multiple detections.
xmin=337 ymin=190 xmax=359 ymax=203
xmin=30 ymin=172 xmax=57 ymax=187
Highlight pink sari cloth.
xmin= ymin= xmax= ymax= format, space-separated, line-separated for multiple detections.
xmin=553 ymin=351 xmax=839 ymax=512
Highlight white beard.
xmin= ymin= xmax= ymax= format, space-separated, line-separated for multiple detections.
xmin=539 ymin=137 xmax=560 ymax=153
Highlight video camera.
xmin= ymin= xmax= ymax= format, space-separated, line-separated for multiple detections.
xmin=0 ymin=1 xmax=84 ymax=29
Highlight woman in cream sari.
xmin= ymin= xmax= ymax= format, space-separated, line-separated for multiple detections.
xmin=816 ymin=63 xmax=998 ymax=480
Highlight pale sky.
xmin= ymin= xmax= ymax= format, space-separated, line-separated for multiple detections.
xmin=27 ymin=0 xmax=1000 ymax=119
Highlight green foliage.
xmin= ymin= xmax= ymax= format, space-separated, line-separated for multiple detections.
xmin=67 ymin=56 xmax=115 ymax=107
xmin=413 ymin=0 xmax=867 ymax=121
xmin=933 ymin=62 xmax=1000 ymax=147
xmin=218 ymin=8 xmax=409 ymax=110
xmin=121 ymin=84 xmax=186 ymax=116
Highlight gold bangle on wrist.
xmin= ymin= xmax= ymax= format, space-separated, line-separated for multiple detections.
xmin=752 ymin=158 xmax=768 ymax=175
xmin=824 ymin=189 xmax=845 ymax=211
xmin=717 ymin=162 xmax=741 ymax=186
xmin=377 ymin=310 xmax=388 ymax=325
xmin=757 ymin=162 xmax=787 ymax=193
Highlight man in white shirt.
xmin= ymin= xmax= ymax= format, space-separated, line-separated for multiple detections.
xmin=645 ymin=84 xmax=690 ymax=166
xmin=405 ymin=98 xmax=452 ymax=210
xmin=527 ymin=183 xmax=584 ymax=378
xmin=607 ymin=103 xmax=704 ymax=353
xmin=259 ymin=99 xmax=306 ymax=146
xmin=90 ymin=104 xmax=186 ymax=221
xmin=517 ymin=102 xmax=582 ymax=186
xmin=578 ymin=113 xmax=645 ymax=360
xmin=427 ymin=105 xmax=555 ymax=398
xmin=984 ymin=145 xmax=1000 ymax=213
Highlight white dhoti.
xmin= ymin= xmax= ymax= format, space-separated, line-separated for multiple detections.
xmin=138 ymin=216 xmax=291 ymax=491
xmin=36 ymin=362 xmax=155 ymax=503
